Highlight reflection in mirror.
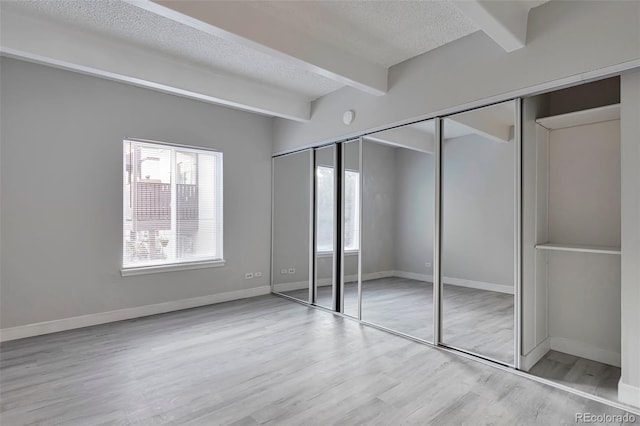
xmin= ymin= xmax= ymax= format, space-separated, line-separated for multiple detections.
xmin=360 ymin=119 xmax=435 ymax=342
xmin=441 ymin=100 xmax=516 ymax=364
xmin=272 ymin=150 xmax=312 ymax=302
xmin=342 ymin=140 xmax=361 ymax=318
xmin=315 ymin=145 xmax=336 ymax=309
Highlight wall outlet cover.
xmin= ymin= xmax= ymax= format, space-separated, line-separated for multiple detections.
xmin=288 ymin=268 xmax=295 ymax=274
xmin=255 ymin=272 xmax=263 ymax=277
xmin=245 ymin=273 xmax=254 ymax=279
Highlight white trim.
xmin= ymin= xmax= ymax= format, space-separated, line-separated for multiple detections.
xmin=0 ymin=286 xmax=271 ymax=342
xmin=316 ymin=250 xmax=359 ymax=258
xmin=274 ymin=271 xmax=515 ymax=295
xmin=536 ymin=104 xmax=620 ymax=130
xmin=619 ymin=379 xmax=640 ymax=408
xmin=362 ymin=270 xmax=395 ymax=281
xmin=272 ymin=270 xmax=396 ymax=293
xmin=535 ymin=243 xmax=621 ymax=255
xmin=393 ymin=271 xmax=434 ymax=282
xmin=365 ymin=270 xmax=514 ymax=295
xmin=550 ymin=337 xmax=621 ymax=368
xmin=520 ymin=338 xmax=551 ymax=371
xmin=121 ymin=259 xmax=226 ymax=276
xmin=443 ymin=276 xmax=514 ymax=295
xmin=273 ymin=281 xmax=310 ymax=293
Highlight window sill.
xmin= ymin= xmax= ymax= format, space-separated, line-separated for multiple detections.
xmin=121 ymin=259 xmax=226 ymax=277
xmin=316 ymin=250 xmax=360 ymax=258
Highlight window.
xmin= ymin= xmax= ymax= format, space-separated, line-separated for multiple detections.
xmin=343 ymin=170 xmax=360 ymax=251
xmin=316 ymin=166 xmax=360 ymax=253
xmin=122 ymin=140 xmax=223 ymax=272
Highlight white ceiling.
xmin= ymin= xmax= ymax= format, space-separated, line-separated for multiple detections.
xmin=236 ymin=1 xmax=478 ymax=68
xmin=0 ymin=0 xmax=343 ymax=100
xmin=0 ymin=0 xmax=550 ymax=121
xmin=1 ymin=0 xmax=477 ymax=101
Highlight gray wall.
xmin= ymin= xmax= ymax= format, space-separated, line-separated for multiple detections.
xmin=442 ymin=134 xmax=515 ymax=287
xmin=0 ymin=58 xmax=273 ymax=329
xmin=361 ymin=141 xmax=396 ymax=276
xmin=393 ymin=148 xmax=434 ymax=277
xmin=272 ymin=151 xmax=311 ymax=286
xmin=548 ymin=77 xmax=620 ymax=117
xmin=390 ymin=132 xmax=515 ymax=288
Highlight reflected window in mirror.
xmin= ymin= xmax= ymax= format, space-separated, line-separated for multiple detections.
xmin=316 ymin=166 xmax=360 ymax=253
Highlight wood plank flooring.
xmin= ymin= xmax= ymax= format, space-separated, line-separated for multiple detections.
xmin=283 ymin=277 xmax=514 ymax=363
xmin=0 ymin=295 xmax=631 ymax=425
xmin=530 ymin=350 xmax=622 ymax=403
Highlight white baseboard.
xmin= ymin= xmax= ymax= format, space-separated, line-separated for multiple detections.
xmin=363 ymin=270 xmax=395 ymax=281
xmin=0 ymin=285 xmax=271 ymax=343
xmin=273 ymin=271 xmax=512 ymax=295
xmin=393 ymin=271 xmax=513 ymax=295
xmin=273 ymin=271 xmax=396 ymax=293
xmin=393 ymin=271 xmax=433 ymax=282
xmin=273 ymin=281 xmax=309 ymax=292
xmin=619 ymin=379 xmax=640 ymax=408
xmin=520 ymin=338 xmax=551 ymax=371
xmin=550 ymin=337 xmax=621 ymax=367
xmin=442 ymin=276 xmax=514 ymax=294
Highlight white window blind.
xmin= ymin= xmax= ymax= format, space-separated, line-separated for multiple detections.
xmin=122 ymin=140 xmax=223 ymax=270
xmin=316 ymin=166 xmax=360 ymax=253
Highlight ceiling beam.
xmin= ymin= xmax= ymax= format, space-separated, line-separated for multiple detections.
xmin=0 ymin=10 xmax=311 ymax=122
xmin=453 ymin=0 xmax=530 ymax=52
xmin=364 ymin=126 xmax=435 ymax=153
xmin=128 ymin=0 xmax=388 ymax=96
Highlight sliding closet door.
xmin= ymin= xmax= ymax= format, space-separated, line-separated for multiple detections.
xmin=341 ymin=139 xmax=361 ymax=318
xmin=272 ymin=150 xmax=313 ymax=302
xmin=314 ymin=145 xmax=337 ymax=310
xmin=440 ymin=100 xmax=518 ymax=365
xmin=360 ymin=120 xmax=436 ymax=342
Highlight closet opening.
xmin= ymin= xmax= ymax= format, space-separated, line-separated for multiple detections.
xmin=521 ymin=77 xmax=623 ymax=404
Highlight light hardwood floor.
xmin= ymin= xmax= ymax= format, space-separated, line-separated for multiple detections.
xmin=0 ymin=294 xmax=630 ymax=425
xmin=530 ymin=350 xmax=622 ymax=403
xmin=283 ymin=277 xmax=514 ymax=363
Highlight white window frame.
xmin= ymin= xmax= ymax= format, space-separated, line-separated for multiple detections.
xmin=315 ymin=165 xmax=360 ymax=255
xmin=121 ymin=138 xmax=224 ymax=276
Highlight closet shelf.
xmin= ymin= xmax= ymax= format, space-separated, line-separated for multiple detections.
xmin=535 ymin=243 xmax=621 ymax=255
xmin=536 ymin=104 xmax=620 ymax=130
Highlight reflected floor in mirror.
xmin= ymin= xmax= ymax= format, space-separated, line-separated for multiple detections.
xmin=281 ymin=276 xmax=514 ymax=363
xmin=530 ymin=350 xmax=621 ymax=403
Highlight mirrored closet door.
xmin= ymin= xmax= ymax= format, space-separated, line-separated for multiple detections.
xmin=272 ymin=150 xmax=313 ymax=303
xmin=440 ymin=100 xmax=518 ymax=365
xmin=341 ymin=139 xmax=361 ymax=318
xmin=360 ymin=120 xmax=436 ymax=342
xmin=314 ymin=145 xmax=337 ymax=310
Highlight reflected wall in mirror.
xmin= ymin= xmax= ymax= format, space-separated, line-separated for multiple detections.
xmin=360 ymin=120 xmax=436 ymax=342
xmin=272 ymin=150 xmax=312 ymax=302
xmin=441 ymin=100 xmax=516 ymax=364
xmin=315 ymin=145 xmax=336 ymax=310
xmin=342 ymin=140 xmax=361 ymax=318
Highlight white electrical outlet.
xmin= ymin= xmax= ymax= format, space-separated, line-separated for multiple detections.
xmin=245 ymin=272 xmax=254 ymax=279
xmin=280 ymin=269 xmax=287 ymax=274
xmin=288 ymin=268 xmax=295 ymax=274
xmin=425 ymin=262 xmax=432 ymax=268
xmin=255 ymin=272 xmax=263 ymax=277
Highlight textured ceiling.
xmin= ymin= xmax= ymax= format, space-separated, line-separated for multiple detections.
xmin=248 ymin=1 xmax=479 ymax=68
xmin=0 ymin=0 xmax=343 ymax=100
xmin=1 ymin=0 xmax=480 ymax=101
